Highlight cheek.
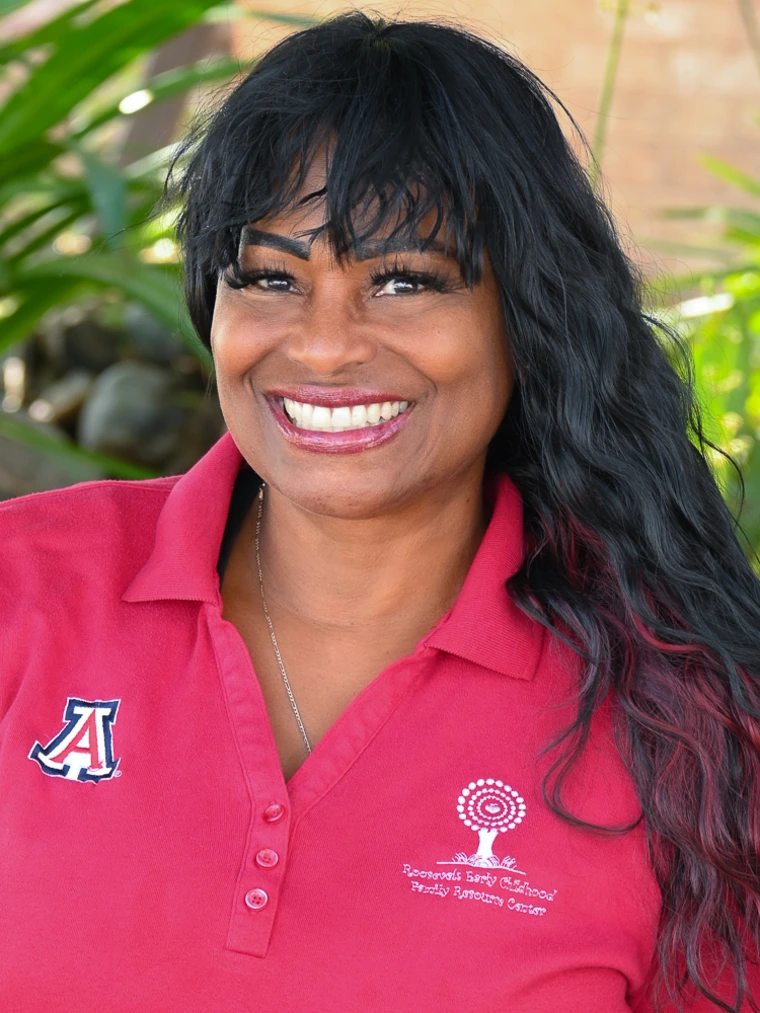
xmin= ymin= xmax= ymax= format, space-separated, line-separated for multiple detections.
xmin=469 ymin=301 xmax=512 ymax=417
xmin=210 ymin=287 xmax=240 ymax=364
xmin=413 ymin=309 xmax=511 ymax=418
xmin=210 ymin=289 xmax=271 ymax=381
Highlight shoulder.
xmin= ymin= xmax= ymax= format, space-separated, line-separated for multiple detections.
xmin=0 ymin=476 xmax=179 ymax=596
xmin=0 ymin=474 xmax=178 ymax=537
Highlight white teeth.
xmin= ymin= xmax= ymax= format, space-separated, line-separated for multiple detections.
xmin=331 ymin=406 xmax=352 ymax=428
xmin=281 ymin=397 xmax=412 ymax=432
xmin=311 ymin=405 xmax=331 ymax=430
xmin=284 ymin=397 xmax=303 ymax=422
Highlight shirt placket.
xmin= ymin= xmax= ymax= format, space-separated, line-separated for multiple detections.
xmin=207 ymin=597 xmax=441 ymax=958
xmin=208 ymin=605 xmax=291 ymax=957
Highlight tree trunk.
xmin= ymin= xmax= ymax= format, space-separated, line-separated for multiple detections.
xmin=476 ymin=828 xmax=498 ymax=860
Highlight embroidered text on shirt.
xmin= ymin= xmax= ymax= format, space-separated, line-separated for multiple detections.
xmin=402 ymin=776 xmax=559 ymax=916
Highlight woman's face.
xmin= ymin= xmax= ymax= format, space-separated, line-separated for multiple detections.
xmin=210 ymin=158 xmax=514 ymax=519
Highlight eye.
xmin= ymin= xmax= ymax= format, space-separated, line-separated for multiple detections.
xmin=233 ymin=270 xmax=297 ymax=293
xmin=222 ymin=261 xmax=297 ymax=293
xmin=370 ymin=268 xmax=450 ymax=296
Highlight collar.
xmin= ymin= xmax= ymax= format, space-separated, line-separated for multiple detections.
xmin=123 ymin=431 xmax=543 ymax=680
xmin=122 ymin=432 xmax=242 ymax=605
xmin=422 ymin=468 xmax=544 ymax=680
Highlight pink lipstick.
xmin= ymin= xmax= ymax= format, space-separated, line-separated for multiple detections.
xmin=264 ymin=389 xmax=415 ymax=455
xmin=265 ymin=386 xmax=407 ymax=407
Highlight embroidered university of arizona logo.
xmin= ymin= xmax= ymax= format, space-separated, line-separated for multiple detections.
xmin=29 ymin=697 xmax=120 ymax=782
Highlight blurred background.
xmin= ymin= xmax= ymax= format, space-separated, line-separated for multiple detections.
xmin=2 ymin=1 xmax=760 ymax=549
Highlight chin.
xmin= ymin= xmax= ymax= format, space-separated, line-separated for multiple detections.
xmin=276 ymin=473 xmax=412 ymax=520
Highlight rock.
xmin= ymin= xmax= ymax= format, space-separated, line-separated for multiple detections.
xmin=62 ymin=319 xmax=125 ymax=373
xmin=122 ymin=303 xmax=188 ymax=366
xmin=0 ymin=414 xmax=103 ymax=501
xmin=27 ymin=371 xmax=94 ymax=425
xmin=77 ymin=361 xmax=184 ymax=465
xmin=164 ymin=389 xmax=226 ymax=474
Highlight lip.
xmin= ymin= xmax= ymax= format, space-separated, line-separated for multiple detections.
xmin=266 ymin=395 xmax=415 ymax=455
xmin=265 ymin=386 xmax=409 ymax=408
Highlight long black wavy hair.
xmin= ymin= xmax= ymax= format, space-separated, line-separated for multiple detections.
xmin=169 ymin=12 xmax=760 ymax=1010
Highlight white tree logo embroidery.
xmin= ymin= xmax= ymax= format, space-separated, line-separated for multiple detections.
xmin=437 ymin=778 xmax=527 ymax=871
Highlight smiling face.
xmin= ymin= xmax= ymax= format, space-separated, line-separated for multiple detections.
xmin=210 ymin=155 xmax=514 ymax=519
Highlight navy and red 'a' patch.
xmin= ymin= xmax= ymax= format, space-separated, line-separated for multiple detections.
xmin=29 ymin=697 xmax=120 ymax=782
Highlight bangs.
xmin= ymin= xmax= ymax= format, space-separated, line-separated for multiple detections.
xmin=177 ymin=76 xmax=487 ymax=280
xmin=221 ymin=120 xmax=485 ymax=289
xmin=171 ymin=11 xmax=585 ymax=345
xmin=169 ymin=15 xmax=508 ymax=340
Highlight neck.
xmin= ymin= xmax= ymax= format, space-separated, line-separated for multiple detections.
xmin=252 ymin=464 xmax=490 ymax=636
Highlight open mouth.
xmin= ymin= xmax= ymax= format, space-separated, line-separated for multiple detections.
xmin=280 ymin=396 xmax=411 ymax=432
xmin=266 ymin=392 xmax=415 ymax=454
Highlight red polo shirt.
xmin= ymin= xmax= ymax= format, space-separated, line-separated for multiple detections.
xmin=0 ymin=432 xmax=747 ymax=1011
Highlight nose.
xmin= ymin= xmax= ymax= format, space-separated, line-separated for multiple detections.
xmin=284 ymin=283 xmax=377 ymax=376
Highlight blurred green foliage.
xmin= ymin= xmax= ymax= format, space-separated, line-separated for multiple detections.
xmin=652 ymin=156 xmax=760 ymax=556
xmin=0 ymin=0 xmax=231 ymax=475
xmin=0 ymin=0 xmax=231 ymax=366
xmin=0 ymin=0 xmax=313 ymax=478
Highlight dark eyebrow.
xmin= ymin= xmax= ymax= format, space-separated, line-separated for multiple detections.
xmin=239 ymin=227 xmax=454 ymax=261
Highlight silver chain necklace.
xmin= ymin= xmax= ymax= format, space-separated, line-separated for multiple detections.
xmin=254 ymin=483 xmax=313 ymax=756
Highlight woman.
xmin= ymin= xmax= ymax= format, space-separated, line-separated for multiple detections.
xmin=1 ymin=11 xmax=759 ymax=1013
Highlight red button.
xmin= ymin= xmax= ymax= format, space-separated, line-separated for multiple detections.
xmin=263 ymin=802 xmax=285 ymax=823
xmin=244 ymin=888 xmax=269 ymax=911
xmin=255 ymin=848 xmax=279 ymax=869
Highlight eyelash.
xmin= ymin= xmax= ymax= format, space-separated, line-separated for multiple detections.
xmin=225 ymin=258 xmax=452 ymax=295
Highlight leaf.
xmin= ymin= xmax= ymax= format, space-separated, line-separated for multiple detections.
xmin=721 ymin=209 xmax=760 ymax=236
xmin=202 ymin=6 xmax=318 ymax=26
xmin=0 ymin=180 xmax=104 ymax=263
xmin=660 ymin=206 xmax=728 ymax=221
xmin=2 ymin=139 xmax=65 ymax=184
xmin=123 ymin=140 xmax=183 ymax=181
xmin=0 ymin=413 xmax=157 ymax=480
xmin=697 ymin=154 xmax=760 ymax=200
xmin=0 ymin=0 xmax=102 ymax=65
xmin=654 ymin=264 xmax=760 ymax=294
xmin=0 ymin=174 xmax=84 ymax=207
xmin=0 ymin=196 xmax=77 ymax=250
xmin=71 ymin=58 xmax=250 ymax=140
xmin=0 ymin=0 xmax=223 ymax=153
xmin=0 ymin=278 xmax=85 ymax=354
xmin=20 ymin=253 xmax=212 ymax=368
xmin=77 ymin=149 xmax=127 ymax=247
xmin=644 ymin=239 xmax=739 ymax=262
xmin=0 ymin=0 xmax=33 ymax=16
xmin=5 ymin=202 xmax=89 ymax=264
xmin=126 ymin=191 xmax=165 ymax=230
